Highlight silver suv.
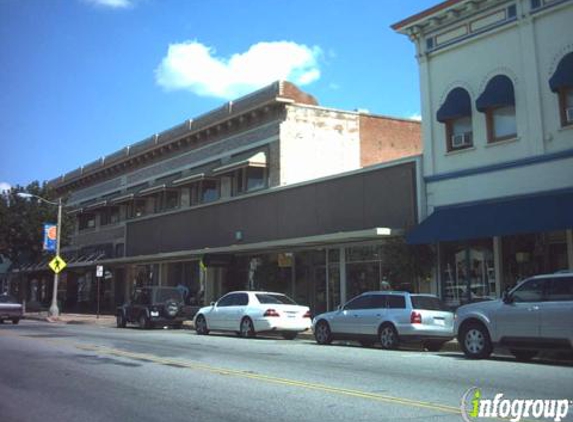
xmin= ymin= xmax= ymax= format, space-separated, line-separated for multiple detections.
xmin=455 ymin=273 xmax=573 ymax=360
xmin=313 ymin=291 xmax=454 ymax=351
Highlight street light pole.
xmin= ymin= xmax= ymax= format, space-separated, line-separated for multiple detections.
xmin=17 ymin=193 xmax=63 ymax=317
xmin=50 ymin=197 xmax=63 ymax=317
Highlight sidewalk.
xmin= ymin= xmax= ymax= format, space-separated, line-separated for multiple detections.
xmin=23 ymin=311 xmax=462 ymax=352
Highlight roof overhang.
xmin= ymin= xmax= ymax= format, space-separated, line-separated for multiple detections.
xmin=211 ymin=152 xmax=267 ymax=176
xmin=97 ymin=227 xmax=401 ymax=266
xmin=172 ymin=173 xmax=206 ymax=186
xmin=391 ymin=0 xmax=465 ymax=32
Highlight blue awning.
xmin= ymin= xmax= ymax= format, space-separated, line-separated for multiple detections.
xmin=436 ymin=88 xmax=472 ymax=122
xmin=476 ymin=75 xmax=515 ymax=112
xmin=407 ymin=191 xmax=573 ymax=244
xmin=549 ymin=52 xmax=573 ymax=92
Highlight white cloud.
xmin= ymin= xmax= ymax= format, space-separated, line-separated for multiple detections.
xmin=155 ymin=40 xmax=322 ymax=100
xmin=0 ymin=182 xmax=11 ymax=193
xmin=83 ymin=0 xmax=134 ymax=9
xmin=409 ymin=113 xmax=422 ymax=121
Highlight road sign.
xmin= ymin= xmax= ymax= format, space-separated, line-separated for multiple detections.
xmin=96 ymin=265 xmax=104 ymax=278
xmin=49 ymin=255 xmax=67 ymax=274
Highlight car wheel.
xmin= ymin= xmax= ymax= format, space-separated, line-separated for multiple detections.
xmin=314 ymin=320 xmax=333 ymax=345
xmin=240 ymin=317 xmax=255 ymax=338
xmin=195 ymin=315 xmax=209 ymax=335
xmin=510 ymin=349 xmax=538 ymax=362
xmin=282 ymin=332 xmax=297 ymax=340
xmin=359 ymin=340 xmax=375 ymax=348
xmin=460 ymin=322 xmax=492 ymax=359
xmin=423 ymin=340 xmax=446 ymax=352
xmin=116 ymin=312 xmax=127 ymax=328
xmin=139 ymin=313 xmax=150 ymax=330
xmin=379 ymin=324 xmax=400 ymax=350
xmin=12 ymin=318 xmax=20 ymax=325
xmin=165 ymin=301 xmax=179 ymax=318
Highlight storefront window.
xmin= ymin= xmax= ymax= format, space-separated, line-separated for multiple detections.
xmin=165 ymin=261 xmax=201 ymax=304
xmin=502 ymin=231 xmax=568 ymax=289
xmin=440 ymin=239 xmax=496 ymax=308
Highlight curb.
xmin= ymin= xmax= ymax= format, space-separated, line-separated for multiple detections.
xmin=23 ymin=313 xmax=461 ymax=352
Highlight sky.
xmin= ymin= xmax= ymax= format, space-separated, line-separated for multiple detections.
xmin=0 ymin=0 xmax=438 ymax=190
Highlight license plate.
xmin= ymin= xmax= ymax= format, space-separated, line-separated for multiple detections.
xmin=434 ymin=319 xmax=445 ymax=326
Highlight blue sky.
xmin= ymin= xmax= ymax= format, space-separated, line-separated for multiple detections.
xmin=0 ymin=0 xmax=437 ymax=190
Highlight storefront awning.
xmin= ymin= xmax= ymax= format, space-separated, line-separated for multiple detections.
xmin=84 ymin=200 xmax=108 ymax=211
xmin=407 ymin=190 xmax=573 ymax=244
xmin=96 ymin=227 xmax=400 ymax=266
xmin=138 ymin=173 xmax=182 ymax=196
xmin=476 ymin=75 xmax=515 ymax=112
xmin=110 ymin=193 xmax=135 ymax=204
xmin=172 ymin=172 xmax=206 ymax=186
xmin=211 ymin=151 xmax=267 ymax=176
xmin=549 ymin=52 xmax=573 ymax=92
xmin=436 ymin=87 xmax=472 ymax=123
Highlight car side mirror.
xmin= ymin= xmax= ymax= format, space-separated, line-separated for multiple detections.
xmin=210 ymin=301 xmax=216 ymax=307
xmin=502 ymin=290 xmax=514 ymax=304
xmin=337 ymin=304 xmax=343 ymax=311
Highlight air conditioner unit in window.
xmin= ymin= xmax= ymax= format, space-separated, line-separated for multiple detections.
xmin=566 ymin=107 xmax=573 ymax=123
xmin=451 ymin=132 xmax=472 ymax=148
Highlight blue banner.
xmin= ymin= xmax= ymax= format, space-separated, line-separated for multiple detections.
xmin=43 ymin=223 xmax=57 ymax=251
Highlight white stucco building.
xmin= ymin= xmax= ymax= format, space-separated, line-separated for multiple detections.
xmin=394 ymin=0 xmax=573 ymax=306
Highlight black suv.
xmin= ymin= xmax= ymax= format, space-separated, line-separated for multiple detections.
xmin=117 ymin=286 xmax=189 ymax=329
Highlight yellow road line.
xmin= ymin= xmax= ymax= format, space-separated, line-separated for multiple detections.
xmin=0 ymin=330 xmax=540 ymax=421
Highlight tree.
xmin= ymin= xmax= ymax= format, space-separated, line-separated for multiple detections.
xmin=0 ymin=181 xmax=72 ymax=268
xmin=380 ymin=237 xmax=435 ymax=292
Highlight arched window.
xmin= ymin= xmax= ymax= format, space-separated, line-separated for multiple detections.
xmin=549 ymin=52 xmax=573 ymax=127
xmin=476 ymin=75 xmax=517 ymax=142
xmin=437 ymin=87 xmax=473 ymax=152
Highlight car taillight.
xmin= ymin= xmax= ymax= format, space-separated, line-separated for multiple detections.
xmin=410 ymin=311 xmax=422 ymax=324
xmin=303 ymin=310 xmax=312 ymax=318
xmin=264 ymin=309 xmax=280 ymax=317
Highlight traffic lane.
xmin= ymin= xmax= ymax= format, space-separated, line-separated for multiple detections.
xmin=0 ymin=329 xmax=463 ymax=422
xmin=6 ymin=321 xmax=573 ymax=413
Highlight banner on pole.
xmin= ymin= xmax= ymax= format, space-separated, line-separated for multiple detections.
xmin=43 ymin=224 xmax=57 ymax=251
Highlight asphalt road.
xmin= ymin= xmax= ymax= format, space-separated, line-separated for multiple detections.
xmin=1 ymin=320 xmax=572 ymax=422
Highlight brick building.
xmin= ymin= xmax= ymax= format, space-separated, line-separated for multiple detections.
xmin=13 ymin=81 xmax=422 ymax=314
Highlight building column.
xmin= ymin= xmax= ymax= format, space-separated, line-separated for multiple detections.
xmin=434 ymin=243 xmax=441 ymax=297
xmin=290 ymin=254 xmax=296 ymax=299
xmin=567 ymin=229 xmax=573 ymax=270
xmin=325 ymin=249 xmax=330 ymax=311
xmin=339 ymin=247 xmax=347 ymax=306
xmin=493 ymin=236 xmax=503 ymax=297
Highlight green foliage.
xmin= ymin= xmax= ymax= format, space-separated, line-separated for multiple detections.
xmin=381 ymin=237 xmax=435 ymax=289
xmin=0 ymin=181 xmax=72 ymax=267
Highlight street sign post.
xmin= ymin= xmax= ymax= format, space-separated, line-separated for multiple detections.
xmin=96 ymin=266 xmax=103 ymax=319
xmin=48 ymin=256 xmax=67 ymax=274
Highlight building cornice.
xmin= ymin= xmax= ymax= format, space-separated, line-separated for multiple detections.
xmin=47 ymin=81 xmax=316 ymax=194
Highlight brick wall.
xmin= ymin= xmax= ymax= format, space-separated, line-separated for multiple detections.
xmin=359 ymin=115 xmax=421 ymax=167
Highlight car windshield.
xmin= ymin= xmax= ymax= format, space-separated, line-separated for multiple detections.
xmin=255 ymin=294 xmax=297 ymax=305
xmin=154 ymin=288 xmax=184 ymax=303
xmin=0 ymin=295 xmax=17 ymax=304
xmin=410 ymin=295 xmax=447 ymax=311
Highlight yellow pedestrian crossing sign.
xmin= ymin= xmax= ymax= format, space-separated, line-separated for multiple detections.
xmin=49 ymin=255 xmax=67 ymax=274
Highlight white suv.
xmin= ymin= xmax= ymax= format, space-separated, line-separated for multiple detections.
xmin=455 ymin=273 xmax=573 ymax=360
